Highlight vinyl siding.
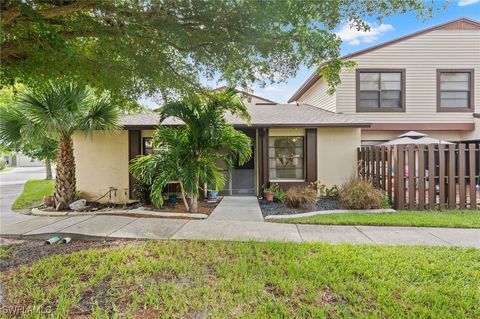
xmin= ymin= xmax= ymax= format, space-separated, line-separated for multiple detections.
xmin=297 ymin=78 xmax=336 ymax=112
xmin=336 ymin=29 xmax=479 ymax=123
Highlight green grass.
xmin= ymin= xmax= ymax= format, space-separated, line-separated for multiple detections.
xmin=2 ymin=241 xmax=479 ymax=318
xmin=273 ymin=210 xmax=480 ymax=228
xmin=12 ymin=179 xmax=54 ymax=210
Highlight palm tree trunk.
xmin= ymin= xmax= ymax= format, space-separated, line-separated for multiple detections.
xmin=188 ymin=174 xmax=200 ymax=213
xmin=45 ymin=158 xmax=53 ymax=180
xmin=54 ymin=136 xmax=76 ymax=210
xmin=189 ymin=194 xmax=198 ymax=213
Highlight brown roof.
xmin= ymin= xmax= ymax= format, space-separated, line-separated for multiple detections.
xmin=288 ymin=17 xmax=480 ymax=103
xmin=120 ymin=103 xmax=370 ymax=129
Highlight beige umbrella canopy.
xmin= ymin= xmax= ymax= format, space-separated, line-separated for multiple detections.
xmin=380 ymin=131 xmax=453 ymax=146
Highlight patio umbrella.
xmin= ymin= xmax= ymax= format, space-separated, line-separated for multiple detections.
xmin=380 ymin=132 xmax=453 ymax=146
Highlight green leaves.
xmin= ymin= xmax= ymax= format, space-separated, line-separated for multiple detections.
xmin=0 ymin=83 xmax=119 ymax=162
xmin=1 ymin=1 xmax=436 ymax=106
xmin=130 ymin=89 xmax=253 ymax=207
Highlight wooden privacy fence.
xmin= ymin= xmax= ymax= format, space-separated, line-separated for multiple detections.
xmin=358 ymin=144 xmax=480 ymax=210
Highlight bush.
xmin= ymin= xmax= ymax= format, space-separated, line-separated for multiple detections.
xmin=132 ymin=180 xmax=152 ymax=205
xmin=285 ymin=186 xmax=317 ymax=208
xmin=338 ymin=178 xmax=384 ymax=209
xmin=274 ymin=188 xmax=286 ymax=203
xmin=0 ymin=158 xmax=6 ymax=170
xmin=325 ymin=184 xmax=340 ymax=199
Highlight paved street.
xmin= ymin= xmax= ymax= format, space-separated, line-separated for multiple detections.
xmin=0 ymin=167 xmax=46 ymax=226
xmin=1 ymin=175 xmax=479 ymax=248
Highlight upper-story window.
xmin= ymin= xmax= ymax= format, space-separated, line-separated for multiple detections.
xmin=437 ymin=69 xmax=474 ymax=112
xmin=356 ymin=69 xmax=405 ymax=112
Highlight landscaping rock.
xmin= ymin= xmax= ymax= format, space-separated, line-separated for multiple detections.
xmin=259 ymin=198 xmax=338 ymax=217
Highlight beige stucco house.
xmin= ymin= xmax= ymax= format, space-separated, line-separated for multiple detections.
xmin=73 ymin=95 xmax=369 ymax=203
xmin=73 ymin=17 xmax=479 ymax=204
xmin=288 ymin=17 xmax=480 ymax=144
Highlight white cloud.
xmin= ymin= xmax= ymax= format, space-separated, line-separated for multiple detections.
xmin=336 ymin=23 xmax=394 ymax=46
xmin=458 ymin=0 xmax=479 ymax=6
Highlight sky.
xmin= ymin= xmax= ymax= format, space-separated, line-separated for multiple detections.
xmin=141 ymin=0 xmax=480 ymax=108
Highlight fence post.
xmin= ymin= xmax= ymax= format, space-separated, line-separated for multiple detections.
xmin=459 ymin=144 xmax=466 ymax=209
xmin=407 ymin=144 xmax=415 ymax=210
xmin=448 ymin=144 xmax=456 ymax=209
xmin=469 ymin=144 xmax=477 ymax=209
xmin=427 ymin=144 xmax=436 ymax=210
xmin=395 ymin=145 xmax=405 ymax=210
xmin=387 ymin=146 xmax=393 ymax=203
xmin=439 ymin=144 xmax=446 ymax=209
xmin=418 ymin=144 xmax=425 ymax=210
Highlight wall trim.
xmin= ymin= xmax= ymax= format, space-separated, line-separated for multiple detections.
xmin=363 ymin=123 xmax=474 ymax=131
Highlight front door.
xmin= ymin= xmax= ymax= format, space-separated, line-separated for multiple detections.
xmin=220 ymin=128 xmax=255 ymax=195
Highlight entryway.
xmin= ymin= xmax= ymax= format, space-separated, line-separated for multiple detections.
xmin=220 ymin=128 xmax=256 ymax=196
xmin=208 ymin=196 xmax=263 ymax=222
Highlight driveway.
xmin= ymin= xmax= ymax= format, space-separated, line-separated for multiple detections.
xmin=0 ymin=167 xmax=47 ymax=227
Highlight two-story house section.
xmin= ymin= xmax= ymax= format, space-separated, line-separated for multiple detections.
xmin=288 ymin=17 xmax=480 ymax=145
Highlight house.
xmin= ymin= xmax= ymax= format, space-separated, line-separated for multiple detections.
xmin=73 ymin=93 xmax=370 ymax=203
xmin=288 ymin=17 xmax=480 ymax=145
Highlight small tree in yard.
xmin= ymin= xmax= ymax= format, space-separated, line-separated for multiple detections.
xmin=0 ymin=84 xmax=119 ymax=210
xmin=130 ymin=89 xmax=252 ymax=213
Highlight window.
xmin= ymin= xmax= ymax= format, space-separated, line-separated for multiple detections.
xmin=269 ymin=136 xmax=304 ymax=180
xmin=356 ymin=69 xmax=405 ymax=111
xmin=143 ymin=137 xmax=154 ymax=155
xmin=437 ymin=70 xmax=474 ymax=112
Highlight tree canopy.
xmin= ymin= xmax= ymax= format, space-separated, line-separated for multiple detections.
xmin=1 ymin=0 xmax=437 ymax=107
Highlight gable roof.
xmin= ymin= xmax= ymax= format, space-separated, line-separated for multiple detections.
xmin=288 ymin=17 xmax=480 ymax=103
xmin=120 ymin=103 xmax=371 ymax=129
xmin=214 ymin=86 xmax=277 ymax=104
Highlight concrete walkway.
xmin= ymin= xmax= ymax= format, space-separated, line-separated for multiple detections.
xmin=208 ymin=196 xmax=263 ymax=222
xmin=1 ymin=213 xmax=479 ymax=248
xmin=1 ymin=193 xmax=479 ymax=248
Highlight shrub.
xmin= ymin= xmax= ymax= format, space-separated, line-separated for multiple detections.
xmin=338 ymin=178 xmax=383 ymax=209
xmin=325 ymin=184 xmax=340 ymax=199
xmin=285 ymin=186 xmax=317 ymax=208
xmin=274 ymin=188 xmax=286 ymax=203
xmin=132 ymin=181 xmax=152 ymax=205
xmin=0 ymin=158 xmax=6 ymax=170
xmin=382 ymin=191 xmax=391 ymax=209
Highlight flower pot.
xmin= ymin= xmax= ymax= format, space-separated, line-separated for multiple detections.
xmin=169 ymin=193 xmax=177 ymax=204
xmin=208 ymin=190 xmax=219 ymax=200
xmin=265 ymin=193 xmax=274 ymax=201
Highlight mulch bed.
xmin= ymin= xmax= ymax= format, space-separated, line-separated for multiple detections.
xmin=259 ymin=198 xmax=339 ymax=217
xmin=0 ymin=239 xmax=134 ymax=272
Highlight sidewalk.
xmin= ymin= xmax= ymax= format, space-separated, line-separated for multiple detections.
xmin=1 ymin=213 xmax=479 ymax=248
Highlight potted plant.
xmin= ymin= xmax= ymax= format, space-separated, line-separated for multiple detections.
xmin=208 ymin=189 xmax=219 ymax=200
xmin=264 ymin=183 xmax=279 ymax=202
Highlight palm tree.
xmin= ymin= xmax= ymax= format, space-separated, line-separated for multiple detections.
xmin=130 ymin=89 xmax=252 ymax=213
xmin=0 ymin=83 xmax=119 ymax=210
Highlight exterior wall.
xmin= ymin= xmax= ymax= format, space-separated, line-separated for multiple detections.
xmin=317 ymin=128 xmax=361 ymax=186
xmin=297 ymin=79 xmax=336 ymax=112
xmin=269 ymin=128 xmax=305 ymax=137
xmin=335 ymin=29 xmax=479 ymax=123
xmin=73 ymin=131 xmax=129 ymax=203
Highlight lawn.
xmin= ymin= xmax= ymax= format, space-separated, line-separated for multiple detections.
xmin=1 ymin=240 xmax=479 ymax=318
xmin=272 ymin=210 xmax=480 ymax=228
xmin=12 ymin=179 xmax=54 ymax=210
